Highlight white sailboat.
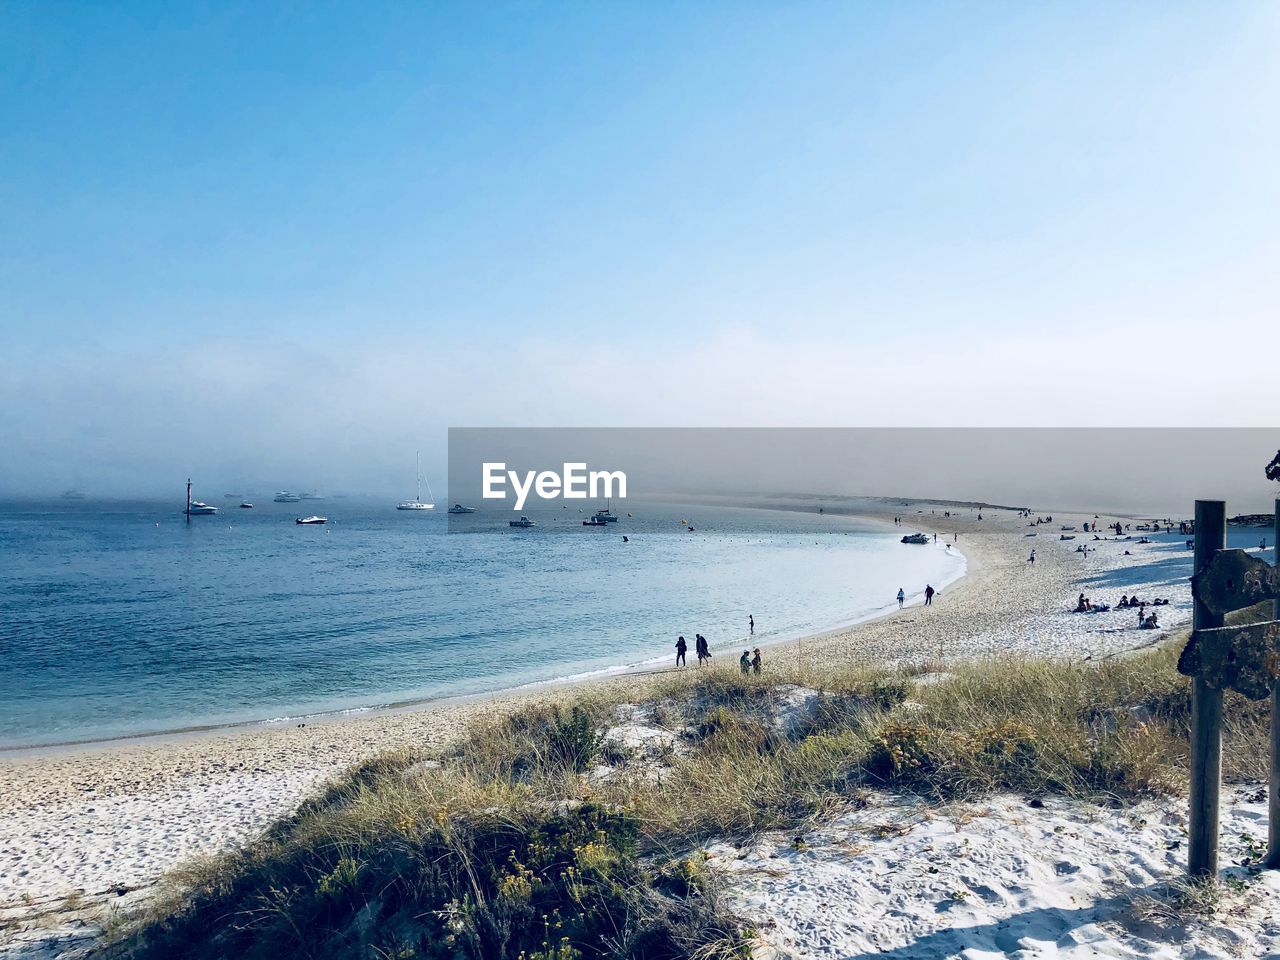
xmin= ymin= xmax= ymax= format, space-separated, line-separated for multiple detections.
xmin=397 ymin=452 xmax=435 ymax=511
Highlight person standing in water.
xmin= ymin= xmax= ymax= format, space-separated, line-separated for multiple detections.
xmin=924 ymin=584 xmax=935 ymax=606
xmin=897 ymin=587 xmax=905 ymax=609
xmin=675 ymin=635 xmax=687 ymax=667
xmin=749 ymin=614 xmax=754 ymax=635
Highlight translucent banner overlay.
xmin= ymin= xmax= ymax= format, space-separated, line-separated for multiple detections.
xmin=443 ymin=428 xmax=1279 ymax=533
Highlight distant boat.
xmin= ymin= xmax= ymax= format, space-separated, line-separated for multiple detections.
xmin=274 ymin=492 xmax=301 ymax=503
xmin=901 ymin=533 xmax=929 ymax=544
xmin=448 ymin=503 xmax=477 ymax=514
xmin=296 ymin=515 xmax=327 ymax=525
xmin=300 ymin=492 xmax=326 ymax=501
xmin=239 ymin=502 xmax=254 ymax=509
xmin=223 ymin=493 xmax=243 ymax=500
xmin=509 ymin=516 xmax=536 ymax=528
xmin=583 ymin=516 xmax=610 ymax=526
xmin=397 ymin=452 xmax=435 ymax=511
xmin=187 ymin=500 xmax=218 ymax=515
xmin=592 ymin=501 xmax=619 ymax=523
xmin=60 ymin=490 xmax=86 ymax=501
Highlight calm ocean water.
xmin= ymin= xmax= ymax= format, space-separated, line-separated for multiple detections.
xmin=0 ymin=498 xmax=964 ymax=749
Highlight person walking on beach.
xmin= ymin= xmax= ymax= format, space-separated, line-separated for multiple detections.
xmin=751 ymin=648 xmax=762 ymax=674
xmin=924 ymin=584 xmax=935 ymax=606
xmin=740 ymin=650 xmax=752 ymax=674
xmin=1028 ymin=549 xmax=1036 ymax=565
xmin=695 ymin=633 xmax=711 ymax=665
xmin=897 ymin=587 xmax=905 ymax=609
xmin=675 ymin=635 xmax=687 ymax=667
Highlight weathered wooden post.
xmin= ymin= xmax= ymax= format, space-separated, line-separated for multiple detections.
xmin=1269 ymin=498 xmax=1280 ymax=870
xmin=1189 ymin=500 xmax=1226 ymax=879
xmin=1180 ymin=500 xmax=1280 ymax=875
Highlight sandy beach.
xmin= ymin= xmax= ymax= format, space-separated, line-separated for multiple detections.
xmin=0 ymin=498 xmax=1258 ymax=958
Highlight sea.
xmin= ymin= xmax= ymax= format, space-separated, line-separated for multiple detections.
xmin=0 ymin=498 xmax=965 ymax=749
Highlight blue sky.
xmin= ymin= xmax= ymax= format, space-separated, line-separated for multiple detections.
xmin=1 ymin=3 xmax=1277 ymax=493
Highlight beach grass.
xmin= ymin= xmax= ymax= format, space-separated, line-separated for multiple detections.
xmin=117 ymin=633 xmax=1271 ymax=960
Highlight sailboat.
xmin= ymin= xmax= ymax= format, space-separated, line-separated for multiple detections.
xmin=397 ymin=452 xmax=435 ymax=511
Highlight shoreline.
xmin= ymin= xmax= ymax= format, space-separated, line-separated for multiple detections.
xmin=0 ymin=497 xmax=1198 ymax=907
xmin=0 ymin=503 xmax=968 ymax=759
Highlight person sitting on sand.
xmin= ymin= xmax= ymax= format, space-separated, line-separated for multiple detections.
xmin=1141 ymin=612 xmax=1159 ymax=629
xmin=751 ymin=648 xmax=762 ymax=674
xmin=675 ymin=635 xmax=687 ymax=667
xmin=740 ymin=650 xmax=752 ymax=674
xmin=1119 ymin=595 xmax=1129 ymax=607
xmin=1076 ymin=593 xmax=1089 ymax=612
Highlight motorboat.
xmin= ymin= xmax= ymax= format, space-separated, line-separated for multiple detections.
xmin=397 ymin=452 xmax=435 ymax=510
xmin=187 ymin=500 xmax=219 ymax=515
xmin=901 ymin=532 xmax=929 ymax=544
xmin=448 ymin=503 xmax=477 ymax=514
xmin=239 ymin=502 xmax=253 ymax=509
xmin=296 ymin=516 xmax=327 ymax=525
xmin=583 ymin=516 xmax=610 ymax=526
xmin=274 ymin=492 xmax=301 ymax=503
xmin=509 ymin=516 xmax=536 ymax=528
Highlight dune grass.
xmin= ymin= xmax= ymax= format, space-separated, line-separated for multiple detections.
xmin=118 ymin=637 xmax=1271 ymax=960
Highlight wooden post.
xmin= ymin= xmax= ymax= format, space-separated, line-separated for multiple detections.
xmin=1189 ymin=499 xmax=1226 ymax=879
xmin=186 ymin=478 xmax=192 ymax=524
xmin=1269 ymin=498 xmax=1280 ymax=870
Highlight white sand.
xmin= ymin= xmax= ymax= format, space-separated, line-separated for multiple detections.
xmin=1 ymin=500 xmax=1272 ymax=957
xmin=715 ymin=786 xmax=1280 ymax=959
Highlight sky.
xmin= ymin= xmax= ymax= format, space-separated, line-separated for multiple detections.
xmin=1 ymin=2 xmax=1278 ymax=496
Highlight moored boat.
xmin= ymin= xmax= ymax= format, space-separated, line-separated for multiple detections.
xmin=397 ymin=453 xmax=435 ymax=510
xmin=296 ymin=515 xmax=327 ymax=525
xmin=509 ymin=516 xmax=536 ymax=528
xmin=448 ymin=503 xmax=477 ymax=514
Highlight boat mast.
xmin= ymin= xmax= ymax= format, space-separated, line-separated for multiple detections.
xmin=416 ymin=451 xmax=422 ymax=503
xmin=186 ymin=478 xmax=192 ymax=523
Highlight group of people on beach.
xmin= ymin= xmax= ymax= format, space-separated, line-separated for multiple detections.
xmin=674 ymin=633 xmax=714 ymax=667
xmin=1073 ymin=591 xmax=1168 ymax=629
xmin=895 ymin=584 xmax=937 ymax=608
xmin=674 ymin=622 xmax=763 ymax=675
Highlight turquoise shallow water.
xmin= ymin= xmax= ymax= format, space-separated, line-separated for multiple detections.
xmin=0 ymin=499 xmax=964 ymax=748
